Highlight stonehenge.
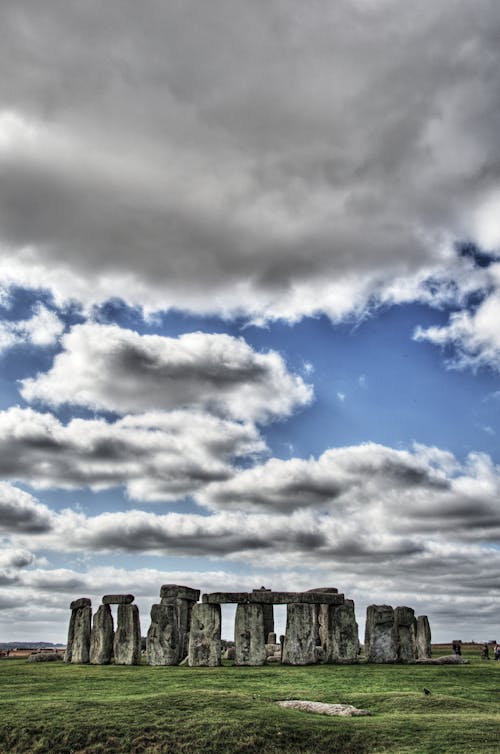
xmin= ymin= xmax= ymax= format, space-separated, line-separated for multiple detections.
xmin=64 ymin=585 xmax=432 ymax=668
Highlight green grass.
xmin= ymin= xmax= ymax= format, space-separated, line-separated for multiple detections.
xmin=0 ymin=652 xmax=499 ymax=754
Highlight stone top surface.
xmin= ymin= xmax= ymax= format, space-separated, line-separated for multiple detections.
xmin=305 ymin=587 xmax=339 ymax=594
xmin=102 ymin=594 xmax=134 ymax=605
xmin=202 ymin=591 xmax=345 ymax=605
xmin=160 ymin=584 xmax=200 ymax=601
xmin=70 ymin=597 xmax=91 ymax=610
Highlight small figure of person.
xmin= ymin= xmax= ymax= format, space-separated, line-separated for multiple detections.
xmin=481 ymin=642 xmax=490 ymax=660
xmin=494 ymin=644 xmax=500 ymax=661
xmin=452 ymin=641 xmax=461 ymax=656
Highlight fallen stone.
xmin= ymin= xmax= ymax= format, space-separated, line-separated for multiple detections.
xmin=416 ymin=654 xmax=469 ymax=665
xmin=102 ymin=594 xmax=134 ymax=605
xmin=28 ymin=652 xmax=63 ymax=662
xmin=277 ymin=701 xmax=370 ymax=717
xmin=114 ymin=603 xmax=141 ymax=665
xmin=90 ymin=604 xmax=114 ymax=664
xmin=70 ymin=597 xmax=91 ymax=610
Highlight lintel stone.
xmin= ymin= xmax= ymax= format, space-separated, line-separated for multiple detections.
xmin=70 ymin=597 xmax=91 ymax=610
xmin=102 ymin=594 xmax=134 ymax=605
xmin=203 ymin=591 xmax=344 ymax=605
xmin=160 ymin=584 xmax=200 ymax=602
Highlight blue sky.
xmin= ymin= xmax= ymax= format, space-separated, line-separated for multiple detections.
xmin=1 ymin=1 xmax=500 ymax=644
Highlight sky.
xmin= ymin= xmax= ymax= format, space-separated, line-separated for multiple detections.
xmin=0 ymin=0 xmax=500 ymax=645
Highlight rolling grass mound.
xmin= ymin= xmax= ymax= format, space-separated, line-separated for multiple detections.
xmin=1 ymin=650 xmax=499 ymax=753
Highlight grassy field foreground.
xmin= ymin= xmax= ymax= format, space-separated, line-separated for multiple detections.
xmin=0 ymin=651 xmax=499 ymax=754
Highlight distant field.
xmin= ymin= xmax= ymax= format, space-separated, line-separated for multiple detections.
xmin=0 ymin=648 xmax=499 ymax=754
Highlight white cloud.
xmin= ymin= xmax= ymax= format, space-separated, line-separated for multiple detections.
xmin=0 ymin=304 xmax=64 ymax=352
xmin=414 ymin=284 xmax=500 ymax=371
xmin=21 ymin=323 xmax=312 ymax=422
xmin=0 ymin=407 xmax=264 ymax=501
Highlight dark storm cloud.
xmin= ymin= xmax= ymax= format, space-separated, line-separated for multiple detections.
xmin=0 ymin=482 xmax=53 ymax=533
xmin=199 ymin=443 xmax=454 ymax=512
xmin=1 ymin=1 xmax=500 ymax=319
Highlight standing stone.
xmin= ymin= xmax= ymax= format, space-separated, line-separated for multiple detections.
xmin=71 ymin=606 xmax=92 ymax=664
xmin=282 ymin=603 xmax=320 ymax=665
xmin=64 ymin=609 xmax=76 ymax=663
xmin=416 ymin=615 xmax=432 ymax=659
xmin=147 ymin=603 xmax=180 ymax=665
xmin=234 ymin=603 xmax=266 ymax=666
xmin=114 ymin=604 xmax=141 ymax=665
xmin=393 ymin=606 xmax=417 ymax=663
xmin=160 ymin=585 xmax=200 ymax=661
xmin=90 ymin=604 xmax=114 ymax=664
xmin=321 ymin=599 xmax=359 ymax=663
xmin=252 ymin=588 xmax=274 ymax=639
xmin=65 ymin=598 xmax=91 ymax=663
xmin=267 ymin=632 xmax=277 ymax=645
xmin=188 ymin=603 xmax=221 ymax=667
xmin=365 ymin=605 xmax=397 ymax=663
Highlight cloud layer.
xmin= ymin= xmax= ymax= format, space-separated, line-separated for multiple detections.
xmin=0 ymin=1 xmax=499 ymax=320
xmin=0 ymin=407 xmax=264 ymax=501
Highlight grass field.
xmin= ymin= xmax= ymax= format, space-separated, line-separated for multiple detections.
xmin=0 ymin=647 xmax=499 ymax=754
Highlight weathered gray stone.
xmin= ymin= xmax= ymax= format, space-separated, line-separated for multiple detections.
xmin=90 ymin=604 xmax=114 ymax=664
xmin=113 ymin=604 xmax=141 ymax=665
xmin=203 ymin=591 xmax=344 ymax=605
xmin=393 ymin=606 xmax=417 ymax=663
xmin=70 ymin=597 xmax=91 ymax=610
xmin=282 ymin=603 xmax=320 ymax=665
xmin=160 ymin=584 xmax=200 ymax=602
xmin=71 ymin=606 xmax=92 ymax=664
xmin=28 ymin=652 xmax=63 ymax=662
xmin=267 ymin=632 xmax=277 ymax=645
xmin=365 ymin=605 xmax=397 ymax=663
xmin=223 ymin=646 xmax=236 ymax=660
xmin=265 ymin=642 xmax=281 ymax=657
xmin=64 ymin=609 xmax=76 ymax=663
xmin=176 ymin=598 xmax=195 ymax=659
xmin=102 ymin=594 xmax=134 ymax=605
xmin=188 ymin=603 xmax=221 ymax=667
xmin=306 ymin=587 xmax=339 ymax=594
xmin=320 ymin=599 xmax=359 ymax=663
xmin=416 ymin=615 xmax=432 ymax=659
xmin=146 ymin=603 xmax=180 ymax=665
xmin=234 ymin=603 xmax=266 ymax=666
xmin=252 ymin=588 xmax=274 ymax=638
